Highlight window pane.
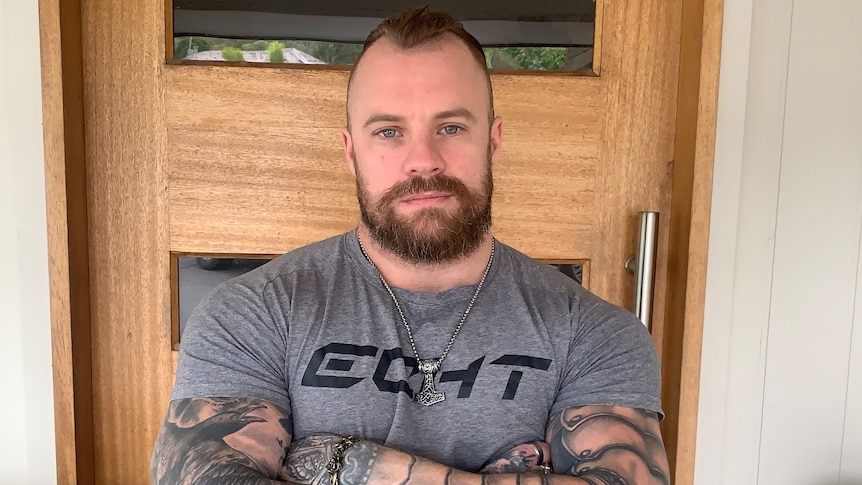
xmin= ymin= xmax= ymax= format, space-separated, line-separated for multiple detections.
xmin=171 ymin=0 xmax=596 ymax=71
xmin=177 ymin=257 xmax=270 ymax=340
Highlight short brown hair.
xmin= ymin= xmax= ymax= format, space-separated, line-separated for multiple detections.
xmin=347 ymin=7 xmax=495 ymax=124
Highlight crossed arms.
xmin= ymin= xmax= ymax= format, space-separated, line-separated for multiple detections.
xmin=150 ymin=397 xmax=669 ymax=485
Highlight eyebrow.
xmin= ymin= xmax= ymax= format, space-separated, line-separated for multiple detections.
xmin=434 ymin=108 xmax=477 ymax=123
xmin=362 ymin=108 xmax=478 ymax=129
xmin=363 ymin=114 xmax=404 ymax=129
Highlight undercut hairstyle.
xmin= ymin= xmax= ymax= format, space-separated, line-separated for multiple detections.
xmin=346 ymin=7 xmax=495 ymax=127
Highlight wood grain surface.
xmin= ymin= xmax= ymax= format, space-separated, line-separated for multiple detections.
xmin=166 ymin=66 xmax=602 ymax=261
xmin=39 ymin=0 xmax=77 ymax=482
xmin=671 ymin=0 xmax=724 ymax=482
xmin=592 ymin=0 xmax=605 ymax=74
xmin=80 ymin=0 xmax=173 ymax=482
xmin=593 ymin=0 xmax=681 ymax=341
xmin=39 ymin=0 xmax=96 ymax=482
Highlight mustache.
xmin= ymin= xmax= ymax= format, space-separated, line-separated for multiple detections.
xmin=378 ymin=175 xmax=471 ymax=205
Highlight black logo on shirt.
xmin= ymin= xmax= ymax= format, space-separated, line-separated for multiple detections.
xmin=300 ymin=343 xmax=552 ymax=400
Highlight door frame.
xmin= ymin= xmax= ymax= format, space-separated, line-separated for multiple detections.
xmin=38 ymin=0 xmax=724 ymax=483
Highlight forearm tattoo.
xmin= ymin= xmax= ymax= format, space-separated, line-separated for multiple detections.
xmin=335 ymin=440 xmax=378 ymax=485
xmin=282 ymin=435 xmax=335 ymax=483
xmin=151 ymin=400 xmax=668 ymax=485
xmin=482 ymin=475 xmax=552 ymax=485
xmin=297 ymin=437 xmax=555 ymax=485
xmin=150 ymin=397 xmax=292 ymax=485
xmin=285 ymin=413 xmax=669 ymax=485
xmin=279 ymin=435 xmax=379 ymax=485
xmin=546 ymin=406 xmax=670 ymax=485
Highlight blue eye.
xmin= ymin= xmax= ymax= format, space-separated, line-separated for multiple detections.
xmin=441 ymin=126 xmax=461 ymax=135
xmin=378 ymin=128 xmax=398 ymax=138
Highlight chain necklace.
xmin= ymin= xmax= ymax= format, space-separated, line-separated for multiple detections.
xmin=356 ymin=232 xmax=495 ymax=406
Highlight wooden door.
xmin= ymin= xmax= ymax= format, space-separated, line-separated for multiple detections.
xmin=42 ymin=0 xmax=718 ymax=483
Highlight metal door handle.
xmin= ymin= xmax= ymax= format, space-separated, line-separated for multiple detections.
xmin=625 ymin=212 xmax=659 ymax=330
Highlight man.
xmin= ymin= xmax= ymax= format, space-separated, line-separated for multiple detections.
xmin=151 ymin=7 xmax=670 ymax=485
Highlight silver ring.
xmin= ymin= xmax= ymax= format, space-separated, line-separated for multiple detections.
xmin=530 ymin=441 xmax=548 ymax=473
xmin=529 ymin=442 xmax=544 ymax=464
xmin=538 ymin=464 xmax=552 ymax=474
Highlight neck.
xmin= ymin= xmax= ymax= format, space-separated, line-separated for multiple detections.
xmin=356 ymin=226 xmax=495 ymax=293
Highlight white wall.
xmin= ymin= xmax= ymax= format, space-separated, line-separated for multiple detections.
xmin=0 ymin=0 xmax=58 ymax=484
xmin=696 ymin=0 xmax=862 ymax=484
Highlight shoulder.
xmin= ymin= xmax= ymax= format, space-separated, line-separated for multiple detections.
xmin=198 ymin=232 xmax=352 ymax=314
xmin=228 ymin=233 xmax=350 ymax=291
xmin=181 ymin=234 xmax=354 ymax=354
xmin=497 ymin=242 xmax=583 ymax=294
xmin=495 ymin=241 xmax=592 ymax=310
xmin=496 ymin=240 xmax=644 ymax=334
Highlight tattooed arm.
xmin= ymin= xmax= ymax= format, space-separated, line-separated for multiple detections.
xmin=146 ymin=398 xmax=548 ymax=484
xmin=546 ymin=405 xmax=670 ymax=484
xmin=281 ymin=405 xmax=669 ymax=485
xmin=150 ymin=398 xmax=666 ymax=484
xmin=285 ymin=435 xmax=552 ymax=485
xmin=150 ymin=397 xmax=298 ymax=485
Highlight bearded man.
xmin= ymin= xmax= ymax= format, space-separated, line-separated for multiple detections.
xmin=152 ymin=7 xmax=670 ymax=485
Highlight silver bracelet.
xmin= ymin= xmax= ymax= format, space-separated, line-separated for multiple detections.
xmin=325 ymin=435 xmax=361 ymax=485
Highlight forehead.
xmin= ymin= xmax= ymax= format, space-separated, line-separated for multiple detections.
xmin=348 ymin=37 xmax=489 ymax=123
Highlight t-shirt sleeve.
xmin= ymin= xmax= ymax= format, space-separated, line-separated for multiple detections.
xmin=551 ymin=291 xmax=663 ymax=419
xmin=171 ymin=277 xmax=290 ymax=412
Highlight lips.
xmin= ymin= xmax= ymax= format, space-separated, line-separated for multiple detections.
xmin=376 ymin=175 xmax=469 ymax=208
xmin=403 ymin=191 xmax=452 ymax=203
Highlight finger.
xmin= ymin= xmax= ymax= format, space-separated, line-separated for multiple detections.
xmin=532 ymin=441 xmax=552 ymax=465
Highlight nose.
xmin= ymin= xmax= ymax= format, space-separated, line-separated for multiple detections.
xmin=403 ymin=133 xmax=445 ymax=177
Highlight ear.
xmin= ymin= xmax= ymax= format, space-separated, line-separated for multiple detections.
xmin=489 ymin=116 xmax=503 ymax=167
xmin=342 ymin=126 xmax=356 ymax=177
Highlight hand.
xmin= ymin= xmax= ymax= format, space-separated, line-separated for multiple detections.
xmin=480 ymin=440 xmax=552 ymax=474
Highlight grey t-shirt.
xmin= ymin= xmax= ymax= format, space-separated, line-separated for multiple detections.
xmin=173 ymin=232 xmax=662 ymax=471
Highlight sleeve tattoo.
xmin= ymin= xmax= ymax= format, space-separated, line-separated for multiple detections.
xmin=150 ymin=397 xmax=294 ymax=485
xmin=546 ymin=405 xmax=670 ymax=485
xmin=281 ymin=406 xmax=669 ymax=485
xmin=150 ymin=399 xmax=669 ymax=485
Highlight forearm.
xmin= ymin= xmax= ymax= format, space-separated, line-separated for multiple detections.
xmin=343 ymin=440 xmax=589 ymax=485
xmin=157 ymin=459 xmax=288 ymax=485
xmin=287 ymin=404 xmax=674 ymax=485
xmin=284 ymin=435 xmax=587 ymax=485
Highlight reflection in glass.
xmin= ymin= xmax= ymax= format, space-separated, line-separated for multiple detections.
xmin=171 ymin=1 xmax=596 ymax=71
xmin=176 ymin=256 xmax=583 ymax=341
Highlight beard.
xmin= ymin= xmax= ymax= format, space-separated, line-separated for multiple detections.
xmin=355 ymin=156 xmax=493 ymax=265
